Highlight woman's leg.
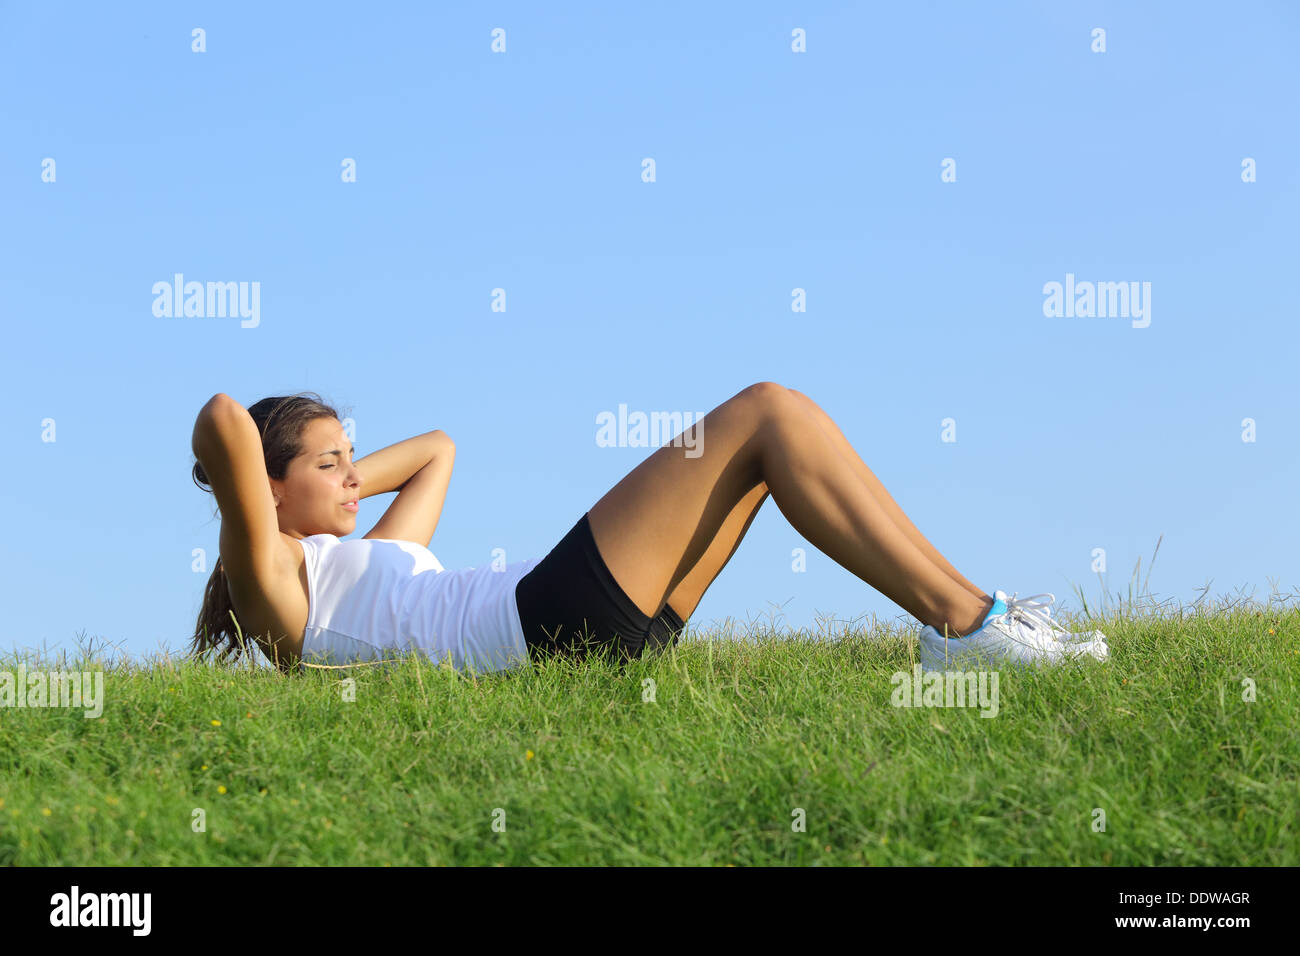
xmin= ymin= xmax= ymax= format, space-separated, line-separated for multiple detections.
xmin=658 ymin=479 xmax=770 ymax=621
xmin=587 ymin=382 xmax=995 ymax=638
xmin=784 ymin=387 xmax=988 ymax=602
xmin=658 ymin=387 xmax=989 ymax=621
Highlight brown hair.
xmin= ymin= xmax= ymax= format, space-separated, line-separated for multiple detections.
xmin=189 ymin=392 xmax=343 ymax=667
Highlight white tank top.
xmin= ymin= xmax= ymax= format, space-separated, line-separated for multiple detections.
xmin=297 ymin=534 xmax=542 ymax=673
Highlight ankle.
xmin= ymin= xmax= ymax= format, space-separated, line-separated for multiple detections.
xmin=943 ymin=595 xmax=995 ymax=638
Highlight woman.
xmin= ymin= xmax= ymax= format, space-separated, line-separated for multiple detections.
xmin=189 ymin=383 xmax=1109 ymax=675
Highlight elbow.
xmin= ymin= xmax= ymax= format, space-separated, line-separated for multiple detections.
xmin=202 ymin=392 xmax=237 ymax=416
xmin=196 ymin=393 xmax=236 ymax=429
xmin=192 ymin=394 xmax=244 ymax=454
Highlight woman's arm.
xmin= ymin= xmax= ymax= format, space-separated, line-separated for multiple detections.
xmin=356 ymin=431 xmax=456 ymax=547
xmin=353 ymin=431 xmax=450 ymax=499
xmin=191 ymin=393 xmax=284 ymax=580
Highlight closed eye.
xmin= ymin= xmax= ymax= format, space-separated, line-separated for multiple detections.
xmin=319 ymin=451 xmax=355 ymax=469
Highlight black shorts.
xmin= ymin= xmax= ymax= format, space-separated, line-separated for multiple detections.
xmin=513 ymin=512 xmax=687 ymax=666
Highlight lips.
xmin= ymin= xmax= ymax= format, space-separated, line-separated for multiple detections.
xmin=342 ymin=500 xmax=358 ymax=512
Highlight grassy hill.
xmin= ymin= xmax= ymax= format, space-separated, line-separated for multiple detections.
xmin=2 ymin=595 xmax=1296 ymax=865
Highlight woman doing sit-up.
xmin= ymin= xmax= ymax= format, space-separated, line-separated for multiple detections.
xmin=188 ymin=383 xmax=1108 ymax=675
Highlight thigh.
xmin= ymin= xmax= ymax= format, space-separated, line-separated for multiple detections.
xmin=586 ymin=381 xmax=788 ymax=620
xmin=662 ymin=479 xmax=770 ymax=622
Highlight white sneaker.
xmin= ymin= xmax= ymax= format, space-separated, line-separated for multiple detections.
xmin=916 ymin=591 xmax=1109 ymax=671
xmin=1030 ymin=597 xmax=1109 ymax=644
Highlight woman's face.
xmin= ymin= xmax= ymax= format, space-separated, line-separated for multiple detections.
xmin=270 ymin=416 xmax=362 ymax=538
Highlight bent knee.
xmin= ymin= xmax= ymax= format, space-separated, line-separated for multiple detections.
xmin=740 ymin=380 xmax=799 ymax=417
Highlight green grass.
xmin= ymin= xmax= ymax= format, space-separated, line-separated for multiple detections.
xmin=2 ymin=590 xmax=1297 ymax=865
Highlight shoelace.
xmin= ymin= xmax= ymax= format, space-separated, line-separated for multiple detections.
xmin=1000 ymin=592 xmax=1073 ymax=643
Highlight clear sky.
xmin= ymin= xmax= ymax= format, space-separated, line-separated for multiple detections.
xmin=2 ymin=1 xmax=1297 ymax=663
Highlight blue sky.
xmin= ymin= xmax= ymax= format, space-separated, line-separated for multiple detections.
xmin=2 ymin=1 xmax=1297 ymax=663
